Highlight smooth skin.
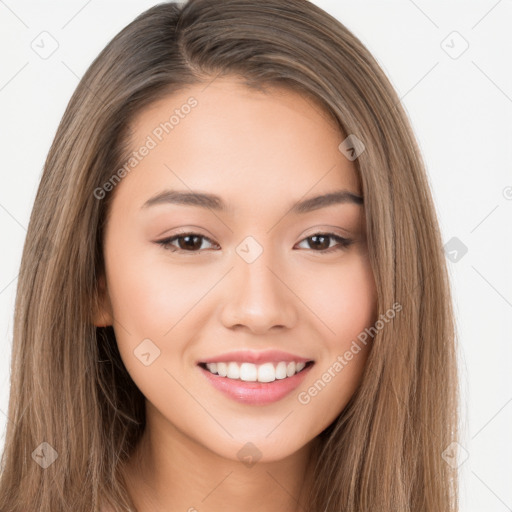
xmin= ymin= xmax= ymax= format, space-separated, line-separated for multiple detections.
xmin=94 ymin=77 xmax=377 ymax=512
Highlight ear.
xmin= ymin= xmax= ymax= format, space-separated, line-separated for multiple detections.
xmin=91 ymin=274 xmax=114 ymax=327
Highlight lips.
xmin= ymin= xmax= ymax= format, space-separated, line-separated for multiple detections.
xmin=198 ymin=361 xmax=314 ymax=405
xmin=196 ymin=349 xmax=315 ymax=405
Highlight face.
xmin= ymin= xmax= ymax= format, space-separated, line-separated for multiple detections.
xmin=94 ymin=77 xmax=377 ymax=463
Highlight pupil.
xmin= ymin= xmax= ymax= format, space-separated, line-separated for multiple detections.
xmin=180 ymin=235 xmax=201 ymax=250
xmin=310 ymin=235 xmax=329 ymax=250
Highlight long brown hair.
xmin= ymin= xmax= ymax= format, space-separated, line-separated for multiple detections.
xmin=0 ymin=1 xmax=460 ymax=510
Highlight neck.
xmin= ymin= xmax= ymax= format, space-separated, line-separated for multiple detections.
xmin=121 ymin=416 xmax=320 ymax=512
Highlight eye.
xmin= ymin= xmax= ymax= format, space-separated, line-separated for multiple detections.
xmin=295 ymin=232 xmax=354 ymax=253
xmin=156 ymin=233 xmax=219 ymax=253
xmin=155 ymin=231 xmax=354 ymax=254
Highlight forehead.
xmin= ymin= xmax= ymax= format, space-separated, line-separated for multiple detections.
xmin=131 ymin=77 xmax=342 ymax=138
xmin=113 ymin=77 xmax=361 ymax=215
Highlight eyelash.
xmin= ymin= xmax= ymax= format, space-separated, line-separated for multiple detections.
xmin=155 ymin=232 xmax=354 ymax=255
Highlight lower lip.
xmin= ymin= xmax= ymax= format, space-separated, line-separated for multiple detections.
xmin=198 ymin=363 xmax=314 ymax=405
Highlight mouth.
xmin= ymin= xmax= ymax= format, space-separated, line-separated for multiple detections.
xmin=198 ymin=360 xmax=315 ymax=382
xmin=197 ymin=360 xmax=315 ymax=405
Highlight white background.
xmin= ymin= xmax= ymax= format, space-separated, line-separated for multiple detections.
xmin=1 ymin=1 xmax=511 ymax=510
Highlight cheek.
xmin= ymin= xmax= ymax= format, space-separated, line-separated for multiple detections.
xmin=294 ymin=254 xmax=377 ymax=348
xmin=292 ymin=258 xmax=376 ymax=429
xmin=106 ymin=248 xmax=207 ymax=338
xmin=104 ymin=250 xmax=208 ymax=394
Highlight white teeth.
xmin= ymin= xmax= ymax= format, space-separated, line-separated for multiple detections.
xmin=258 ymin=362 xmax=276 ymax=383
xmin=275 ymin=361 xmax=287 ymax=380
xmin=227 ymin=362 xmax=240 ymax=379
xmin=204 ymin=360 xmax=310 ymax=382
xmin=296 ymin=362 xmax=306 ymax=372
xmin=240 ymin=363 xmax=258 ymax=382
xmin=216 ymin=362 xmax=227 ymax=377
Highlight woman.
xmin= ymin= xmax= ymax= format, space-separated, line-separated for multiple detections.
xmin=0 ymin=1 xmax=460 ymax=511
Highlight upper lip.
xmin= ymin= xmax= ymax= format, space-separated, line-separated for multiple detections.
xmin=198 ymin=350 xmax=314 ymax=365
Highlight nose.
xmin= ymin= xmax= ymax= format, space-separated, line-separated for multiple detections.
xmin=219 ymin=249 xmax=299 ymax=334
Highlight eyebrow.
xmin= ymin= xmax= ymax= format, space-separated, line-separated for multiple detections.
xmin=141 ymin=188 xmax=363 ymax=214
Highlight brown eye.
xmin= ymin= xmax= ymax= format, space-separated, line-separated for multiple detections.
xmin=155 ymin=232 xmax=353 ymax=255
xmin=296 ymin=233 xmax=353 ymax=253
xmin=156 ymin=233 xmax=218 ymax=252
xmin=307 ymin=234 xmax=330 ymax=250
xmin=176 ymin=234 xmax=203 ymax=251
